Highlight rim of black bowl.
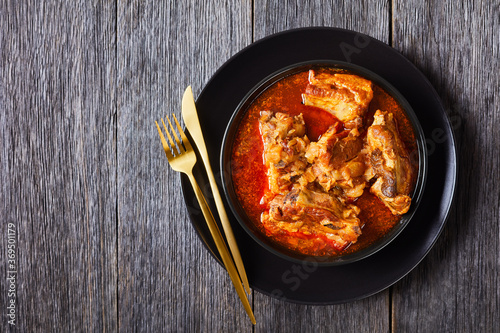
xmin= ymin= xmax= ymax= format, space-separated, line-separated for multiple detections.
xmin=220 ymin=60 xmax=428 ymax=266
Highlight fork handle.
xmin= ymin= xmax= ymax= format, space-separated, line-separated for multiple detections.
xmin=186 ymin=173 xmax=256 ymax=325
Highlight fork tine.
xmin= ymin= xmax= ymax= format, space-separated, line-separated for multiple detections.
xmin=172 ymin=114 xmax=193 ymax=151
xmin=155 ymin=121 xmax=174 ymax=160
xmin=161 ymin=118 xmax=180 ymax=155
xmin=166 ymin=115 xmax=185 ymax=154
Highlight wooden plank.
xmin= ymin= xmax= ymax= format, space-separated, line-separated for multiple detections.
xmin=252 ymin=1 xmax=391 ymax=331
xmin=254 ymin=296 xmax=390 ymax=332
xmin=392 ymin=0 xmax=500 ymax=332
xmin=0 ymin=1 xmax=117 ymax=331
xmin=253 ymin=0 xmax=390 ymax=43
xmin=116 ymin=1 xmax=253 ymax=331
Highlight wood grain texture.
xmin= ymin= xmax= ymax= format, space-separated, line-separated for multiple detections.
xmin=253 ymin=0 xmax=390 ymax=43
xmin=254 ymin=295 xmax=390 ymax=333
xmin=116 ymin=1 xmax=252 ymax=331
xmin=0 ymin=0 xmax=117 ymax=331
xmin=392 ymin=0 xmax=500 ymax=332
xmin=1 ymin=0 xmax=499 ymax=331
xmin=252 ymin=1 xmax=391 ymax=332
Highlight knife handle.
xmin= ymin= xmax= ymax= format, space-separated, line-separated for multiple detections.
xmin=186 ymin=173 xmax=256 ymax=325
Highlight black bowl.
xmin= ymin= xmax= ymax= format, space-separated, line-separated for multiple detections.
xmin=220 ymin=60 xmax=427 ymax=266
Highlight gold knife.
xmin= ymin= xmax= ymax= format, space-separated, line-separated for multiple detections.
xmin=181 ymin=86 xmax=251 ymax=294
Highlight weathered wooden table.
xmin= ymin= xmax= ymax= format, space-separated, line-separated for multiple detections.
xmin=1 ymin=1 xmax=499 ymax=332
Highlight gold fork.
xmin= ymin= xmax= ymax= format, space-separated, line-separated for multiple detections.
xmin=155 ymin=115 xmax=256 ymax=325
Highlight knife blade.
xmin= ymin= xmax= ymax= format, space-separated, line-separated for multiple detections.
xmin=181 ymin=86 xmax=251 ymax=294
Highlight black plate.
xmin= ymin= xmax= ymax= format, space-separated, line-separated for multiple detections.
xmin=180 ymin=27 xmax=457 ymax=304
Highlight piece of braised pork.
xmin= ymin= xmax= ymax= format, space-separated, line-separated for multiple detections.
xmin=302 ymin=70 xmax=373 ymax=127
xmin=366 ymin=110 xmax=414 ymax=215
xmin=301 ymin=123 xmax=367 ymax=198
xmin=261 ymin=188 xmax=361 ymax=251
xmin=259 ymin=111 xmax=310 ymax=201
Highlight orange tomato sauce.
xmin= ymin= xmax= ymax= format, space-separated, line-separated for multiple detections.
xmin=230 ymin=68 xmax=417 ymax=256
